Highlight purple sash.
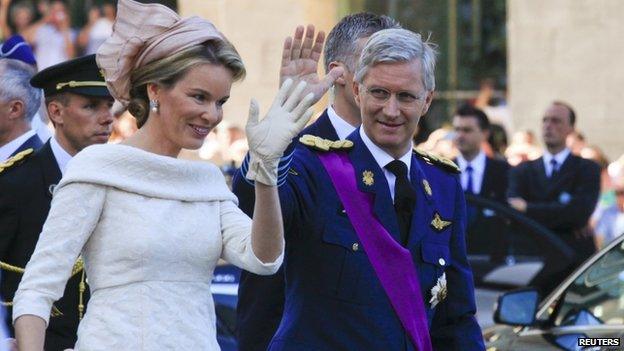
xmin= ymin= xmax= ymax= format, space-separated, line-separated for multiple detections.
xmin=317 ymin=151 xmax=433 ymax=351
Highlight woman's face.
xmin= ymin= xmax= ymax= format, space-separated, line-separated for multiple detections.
xmin=153 ymin=63 xmax=233 ymax=153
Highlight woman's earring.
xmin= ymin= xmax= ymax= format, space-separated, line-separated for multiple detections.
xmin=149 ymin=99 xmax=159 ymax=113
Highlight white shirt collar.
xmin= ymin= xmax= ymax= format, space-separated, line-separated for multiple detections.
xmin=327 ymin=105 xmax=357 ymax=140
xmin=50 ymin=137 xmax=73 ymax=175
xmin=457 ymin=150 xmax=487 ymax=173
xmin=0 ymin=129 xmax=37 ymax=161
xmin=457 ymin=150 xmax=487 ymax=194
xmin=543 ymin=148 xmax=570 ymax=176
xmin=359 ymin=127 xmax=412 ymax=201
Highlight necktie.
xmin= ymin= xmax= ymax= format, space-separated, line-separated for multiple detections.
xmin=464 ymin=164 xmax=477 ymax=223
xmin=550 ymin=159 xmax=559 ymax=178
xmin=385 ymin=160 xmax=416 ymax=246
xmin=465 ymin=164 xmax=475 ymax=194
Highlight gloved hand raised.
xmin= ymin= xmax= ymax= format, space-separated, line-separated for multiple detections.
xmin=245 ymin=79 xmax=315 ymax=186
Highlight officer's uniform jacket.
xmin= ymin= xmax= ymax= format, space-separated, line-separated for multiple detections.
xmin=234 ymin=109 xmax=340 ymax=351
xmin=0 ymin=133 xmax=43 ymax=161
xmin=0 ymin=141 xmax=89 ymax=351
xmin=238 ymin=128 xmax=484 ymax=351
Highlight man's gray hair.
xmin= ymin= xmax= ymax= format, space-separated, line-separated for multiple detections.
xmin=324 ymin=12 xmax=400 ymax=73
xmin=354 ymin=28 xmax=438 ymax=92
xmin=0 ymin=59 xmax=41 ymax=121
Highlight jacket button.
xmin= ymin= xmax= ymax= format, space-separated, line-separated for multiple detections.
xmin=352 ymin=243 xmax=359 ymax=251
xmin=438 ymin=258 xmax=446 ymax=266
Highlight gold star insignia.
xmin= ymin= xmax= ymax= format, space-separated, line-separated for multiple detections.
xmin=362 ymin=170 xmax=374 ymax=186
xmin=422 ymin=179 xmax=432 ymax=196
xmin=430 ymin=212 xmax=452 ymax=232
xmin=99 ymin=69 xmax=106 ymax=79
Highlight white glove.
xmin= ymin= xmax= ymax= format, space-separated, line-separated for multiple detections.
xmin=245 ymin=79 xmax=315 ymax=185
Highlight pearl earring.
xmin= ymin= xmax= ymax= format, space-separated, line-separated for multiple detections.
xmin=149 ymin=99 xmax=159 ymax=113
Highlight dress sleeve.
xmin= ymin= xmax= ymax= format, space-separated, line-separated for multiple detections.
xmin=12 ymin=182 xmax=106 ymax=325
xmin=219 ymin=200 xmax=283 ymax=275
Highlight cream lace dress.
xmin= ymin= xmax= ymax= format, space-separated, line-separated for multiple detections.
xmin=13 ymin=144 xmax=282 ymax=350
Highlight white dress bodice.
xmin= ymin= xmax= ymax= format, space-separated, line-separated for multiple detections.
xmin=13 ymin=144 xmax=282 ymax=350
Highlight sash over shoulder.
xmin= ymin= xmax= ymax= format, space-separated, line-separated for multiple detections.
xmin=58 ymin=144 xmax=237 ymax=203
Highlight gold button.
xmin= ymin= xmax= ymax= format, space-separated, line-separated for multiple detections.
xmin=352 ymin=243 xmax=359 ymax=251
xmin=438 ymin=258 xmax=446 ymax=266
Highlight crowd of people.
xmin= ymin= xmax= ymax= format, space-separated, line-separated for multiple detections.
xmin=1 ymin=0 xmax=116 ymax=69
xmin=0 ymin=1 xmax=622 ymax=351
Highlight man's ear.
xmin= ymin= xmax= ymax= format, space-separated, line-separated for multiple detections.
xmin=352 ymin=80 xmax=361 ymax=107
xmin=7 ymin=100 xmax=25 ymax=120
xmin=47 ymin=100 xmax=64 ymax=126
xmin=483 ymin=129 xmax=491 ymax=141
xmin=329 ymin=61 xmax=347 ymax=86
xmin=421 ymin=90 xmax=435 ymax=116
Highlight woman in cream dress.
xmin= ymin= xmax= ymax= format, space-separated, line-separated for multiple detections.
xmin=12 ymin=0 xmax=337 ymax=350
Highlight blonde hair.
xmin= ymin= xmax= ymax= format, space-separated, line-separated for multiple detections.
xmin=128 ymin=41 xmax=245 ymax=127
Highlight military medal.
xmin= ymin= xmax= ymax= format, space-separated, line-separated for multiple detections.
xmin=429 ymin=273 xmax=447 ymax=308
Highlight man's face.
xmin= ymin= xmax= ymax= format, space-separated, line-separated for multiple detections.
xmin=453 ymin=116 xmax=487 ymax=157
xmin=50 ymin=93 xmax=114 ymax=154
xmin=542 ymin=104 xmax=574 ymax=150
xmin=354 ymin=60 xmax=433 ymax=158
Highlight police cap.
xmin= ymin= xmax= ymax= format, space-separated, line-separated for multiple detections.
xmin=30 ymin=54 xmax=111 ymax=98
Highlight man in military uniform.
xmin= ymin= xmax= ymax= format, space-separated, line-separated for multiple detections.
xmin=0 ymin=57 xmax=43 ymax=161
xmin=233 ymin=14 xmax=401 ymax=351
xmin=238 ymin=28 xmax=483 ymax=350
xmin=0 ymin=54 xmax=114 ymax=351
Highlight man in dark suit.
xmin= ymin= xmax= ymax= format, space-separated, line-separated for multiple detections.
xmin=0 ymin=54 xmax=114 ymax=351
xmin=508 ymin=101 xmax=600 ymax=294
xmin=237 ymin=28 xmax=483 ymax=351
xmin=233 ymin=14 xmax=400 ymax=351
xmin=0 ymin=58 xmax=43 ymax=161
xmin=452 ymin=104 xmax=509 ymax=261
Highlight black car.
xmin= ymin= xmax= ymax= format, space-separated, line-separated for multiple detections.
xmin=484 ymin=234 xmax=624 ymax=350
xmin=465 ymin=194 xmax=577 ymax=291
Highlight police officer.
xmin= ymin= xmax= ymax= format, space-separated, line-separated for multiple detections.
xmin=238 ymin=28 xmax=483 ymax=351
xmin=0 ymin=54 xmax=114 ymax=351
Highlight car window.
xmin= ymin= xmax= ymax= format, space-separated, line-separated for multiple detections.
xmin=550 ymin=240 xmax=624 ymax=326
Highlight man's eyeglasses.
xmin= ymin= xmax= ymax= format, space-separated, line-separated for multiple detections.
xmin=361 ymin=85 xmax=426 ymax=108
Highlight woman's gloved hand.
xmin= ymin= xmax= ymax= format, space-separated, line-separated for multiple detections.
xmin=245 ymin=79 xmax=315 ymax=186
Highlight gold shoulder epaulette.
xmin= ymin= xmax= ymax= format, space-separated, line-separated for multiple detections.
xmin=413 ymin=148 xmax=460 ymax=173
xmin=0 ymin=148 xmax=34 ymax=174
xmin=299 ymin=134 xmax=353 ymax=152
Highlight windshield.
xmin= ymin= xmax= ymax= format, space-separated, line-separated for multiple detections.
xmin=542 ymin=240 xmax=624 ymax=327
